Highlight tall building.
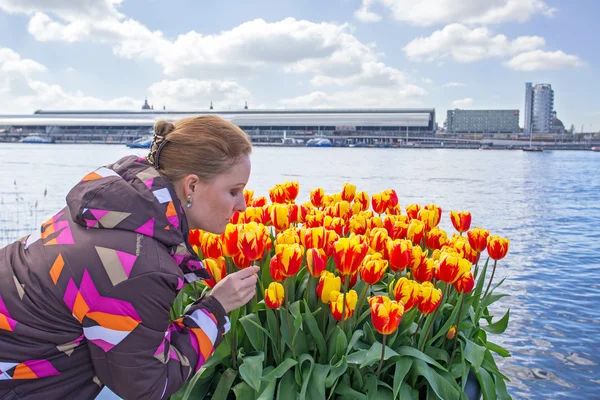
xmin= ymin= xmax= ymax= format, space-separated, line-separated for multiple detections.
xmin=446 ymin=109 xmax=520 ymax=133
xmin=524 ymin=83 xmax=554 ymax=134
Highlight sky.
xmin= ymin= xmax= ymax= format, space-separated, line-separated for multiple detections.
xmin=0 ymin=0 xmax=597 ymax=131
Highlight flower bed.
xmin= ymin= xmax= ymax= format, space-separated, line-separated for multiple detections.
xmin=173 ymin=182 xmax=511 ymax=400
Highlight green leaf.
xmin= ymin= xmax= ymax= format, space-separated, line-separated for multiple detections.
xmin=306 ymin=363 xmax=330 ymax=400
xmin=327 ymin=327 xmax=348 ymax=363
xmin=347 ymin=330 xmax=364 ymax=355
xmin=265 ymin=307 xmax=280 ymax=361
xmin=399 ymin=382 xmax=415 ymax=400
xmin=293 ymin=330 xmax=310 ymax=356
xmin=295 ymin=354 xmax=315 ymax=399
xmin=232 ymin=381 xmax=257 ymax=400
xmin=239 ymin=353 xmax=265 ymax=392
xmin=472 ymin=258 xmax=489 ymax=309
xmin=464 ymin=339 xmax=486 ymax=373
xmin=427 ymin=293 xmax=463 ymax=348
xmin=410 ymin=359 xmax=460 ymax=400
xmin=396 ymin=308 xmax=418 ymax=336
xmin=211 ymin=368 xmax=238 ymax=400
xmin=201 ymin=342 xmax=230 ymax=371
xmin=475 ymin=368 xmax=497 ymax=400
xmin=362 ymin=323 xmax=377 ymax=346
xmin=482 ymin=309 xmax=510 ymax=334
xmin=290 ymin=300 xmax=303 ymax=330
xmin=391 ymin=346 xmax=447 ymax=371
xmin=484 ymin=340 xmax=511 ymax=357
xmin=481 ymin=293 xmax=508 ymax=310
xmin=256 ymin=378 xmax=276 ymax=400
xmin=364 ymin=374 xmax=377 ymax=400
xmin=425 ymin=347 xmax=450 ymax=364
xmin=494 ymin=373 xmax=512 ymax=400
xmin=261 ymin=358 xmax=297 ymax=384
xmin=240 ymin=313 xmax=266 ymax=352
xmin=346 ymin=349 xmax=369 ymax=365
xmin=392 ymin=357 xmax=413 ymax=399
xmin=334 ymin=381 xmax=368 ymax=400
xmin=326 ymin=355 xmax=348 ymax=388
xmin=303 ymin=300 xmax=328 ymax=363
xmin=277 ymin=370 xmax=299 ymax=399
xmin=361 ymin=341 xmax=398 ymax=368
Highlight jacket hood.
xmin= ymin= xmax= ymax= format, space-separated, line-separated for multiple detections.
xmin=66 ymin=155 xmax=209 ymax=280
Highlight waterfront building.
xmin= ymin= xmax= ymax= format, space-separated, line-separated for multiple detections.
xmin=524 ymin=83 xmax=555 ymax=134
xmin=446 ymin=109 xmax=520 ymax=133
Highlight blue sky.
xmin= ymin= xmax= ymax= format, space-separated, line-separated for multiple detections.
xmin=0 ymin=0 xmax=597 ymax=131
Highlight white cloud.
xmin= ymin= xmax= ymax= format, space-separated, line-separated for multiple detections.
xmin=422 ymin=78 xmax=434 ymax=84
xmin=505 ymin=50 xmax=584 ymax=71
xmin=451 ymin=98 xmax=473 ymax=108
xmin=442 ymin=82 xmax=465 ymax=88
xmin=280 ymin=85 xmax=428 ymax=108
xmin=403 ymin=24 xmax=545 ymax=62
xmin=147 ymin=79 xmax=253 ymax=110
xmin=354 ymin=0 xmax=557 ymax=26
xmin=0 ymin=0 xmax=123 ymax=20
xmin=0 ymin=47 xmax=46 ymax=74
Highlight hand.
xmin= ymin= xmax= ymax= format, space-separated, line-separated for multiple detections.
xmin=210 ymin=265 xmax=259 ymax=313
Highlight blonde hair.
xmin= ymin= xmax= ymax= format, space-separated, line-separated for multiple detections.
xmin=148 ymin=115 xmax=252 ymax=182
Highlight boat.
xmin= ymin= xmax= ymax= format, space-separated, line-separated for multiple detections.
xmin=592 ymin=147 xmax=600 ymax=152
xmin=19 ymin=135 xmax=53 ymax=144
xmin=126 ymin=136 xmax=153 ymax=148
xmin=522 ymin=130 xmax=543 ymax=152
xmin=306 ymin=138 xmax=332 ymax=147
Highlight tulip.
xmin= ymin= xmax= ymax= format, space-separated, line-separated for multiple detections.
xmin=269 ymin=184 xmax=286 ymax=204
xmin=306 ymin=248 xmax=328 ymax=278
xmin=446 ymin=325 xmax=457 ymax=340
xmin=232 ymin=251 xmax=253 ymax=269
xmin=417 ymin=208 xmax=439 ymax=232
xmin=391 ymin=216 xmax=410 ymax=240
xmin=269 ymin=256 xmax=286 ymax=282
xmin=406 ymin=219 xmax=425 ymax=246
xmin=243 ymin=189 xmax=254 ymax=207
xmin=351 ymin=202 xmax=362 ymax=216
xmin=334 ymin=201 xmax=352 ymax=223
xmin=369 ymin=295 xmax=404 ymax=335
xmin=230 ymin=211 xmax=243 ymax=225
xmin=405 ymin=204 xmax=421 ymax=220
xmin=316 ymin=271 xmax=341 ymax=304
xmin=297 ymin=204 xmax=311 ymax=223
xmin=198 ymin=231 xmax=223 ymax=259
xmin=305 ymin=211 xmax=325 ymax=228
xmin=333 ymin=237 xmax=369 ymax=276
xmin=354 ymin=191 xmax=369 ymax=212
xmin=368 ymin=215 xmax=384 ymax=233
xmin=188 ymin=229 xmax=202 ymax=249
xmin=409 ymin=246 xmax=427 ymax=270
xmin=467 ymin=228 xmax=490 ymax=253
xmin=329 ymin=290 xmax=358 ymax=321
xmin=324 ymin=216 xmax=345 ymax=236
xmin=426 ymin=227 xmax=448 ymax=251
xmin=274 ymin=243 xmax=303 ymax=277
xmin=388 ymin=239 xmax=413 ymax=272
xmin=322 ymin=194 xmax=335 ymax=208
xmin=288 ymin=204 xmax=300 ymax=224
xmin=423 ymin=204 xmax=442 ymax=227
xmin=310 ymin=188 xmax=325 ymax=208
xmin=349 ymin=214 xmax=369 ymax=235
xmin=251 ymin=196 xmax=268 ymax=208
xmin=243 ymin=207 xmax=268 ymax=225
xmin=202 ymin=257 xmax=226 ymax=288
xmin=270 ymin=204 xmax=291 ymax=231
xmin=384 ymin=189 xmax=399 ymax=208
xmin=450 ymin=211 xmax=472 ymax=233
xmin=418 ymin=282 xmax=442 ymax=314
xmin=412 ymin=256 xmax=434 ymax=283
xmin=454 ymin=271 xmax=475 ymax=294
xmin=265 ymin=282 xmax=285 ymax=309
xmin=450 ymin=235 xmax=480 ymax=264
xmin=341 ymin=270 xmax=359 ymax=288
xmin=237 ymin=222 xmax=269 ymax=261
xmin=275 ymin=229 xmax=300 ymax=246
xmin=371 ymin=193 xmax=387 ymax=215
xmin=361 ymin=253 xmax=388 ymax=284
xmin=435 ymin=252 xmax=472 ymax=284
xmin=284 ymin=181 xmax=300 ymax=203
xmin=487 ymin=236 xmax=510 ymax=260
xmin=221 ymin=224 xmax=241 ymax=257
xmin=369 ymin=227 xmax=390 ymax=255
xmin=341 ymin=182 xmax=357 ymax=203
xmin=393 ymin=277 xmax=421 ymax=311
xmin=386 ymin=204 xmax=402 ymax=215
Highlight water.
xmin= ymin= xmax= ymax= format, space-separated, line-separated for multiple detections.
xmin=1 ymin=143 xmax=599 ymax=398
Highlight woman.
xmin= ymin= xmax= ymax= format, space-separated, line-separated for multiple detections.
xmin=0 ymin=116 xmax=259 ymax=399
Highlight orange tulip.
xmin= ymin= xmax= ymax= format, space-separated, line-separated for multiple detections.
xmin=406 ymin=219 xmax=425 ymax=245
xmin=467 ymin=228 xmax=489 ymax=253
xmin=310 ymin=188 xmax=325 ymax=208
xmin=251 ymin=196 xmax=268 ymax=207
xmin=237 ymin=222 xmax=269 ymax=261
xmin=202 ymin=257 xmax=226 ymax=288
xmin=426 ymin=227 xmax=448 ymax=251
xmin=393 ymin=277 xmax=420 ymax=311
xmin=221 ymin=224 xmax=241 ymax=257
xmin=333 ymin=237 xmax=369 ymax=276
xmin=369 ymin=295 xmax=404 ymax=335
xmin=265 ymin=282 xmax=285 ymax=309
xmin=270 ymin=204 xmax=291 ymax=231
xmin=487 ymin=236 xmax=510 ymax=260
xmin=243 ymin=189 xmax=254 ymax=207
xmin=269 ymin=184 xmax=286 ymax=204
xmin=361 ymin=253 xmax=388 ymax=284
xmin=349 ymin=214 xmax=369 ymax=235
xmin=306 ymin=248 xmax=328 ymax=278
xmin=405 ymin=204 xmax=421 ymax=220
xmin=284 ymin=181 xmax=300 ymax=203
xmin=454 ymin=271 xmax=475 ymax=294
xmin=341 ymin=182 xmax=357 ymax=203
xmin=388 ymin=239 xmax=413 ymax=272
xmin=418 ymin=282 xmax=442 ymax=314
xmin=447 ymin=325 xmax=457 ymax=340
xmin=354 ymin=191 xmax=369 ymax=212
xmin=329 ymin=290 xmax=358 ymax=321
xmin=435 ymin=252 xmax=472 ymax=284
xmin=316 ymin=271 xmax=341 ymax=304
xmin=450 ymin=211 xmax=472 ymax=233
xmin=274 ymin=243 xmax=303 ymax=277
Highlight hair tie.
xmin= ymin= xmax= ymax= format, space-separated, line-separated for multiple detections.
xmin=153 ymin=138 xmax=170 ymax=169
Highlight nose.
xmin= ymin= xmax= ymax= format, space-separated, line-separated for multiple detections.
xmin=235 ymin=196 xmax=247 ymax=213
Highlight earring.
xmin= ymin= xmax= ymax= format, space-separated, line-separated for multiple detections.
xmin=186 ymin=194 xmax=192 ymax=208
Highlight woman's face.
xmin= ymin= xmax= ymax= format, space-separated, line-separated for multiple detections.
xmin=182 ymin=155 xmax=251 ymax=234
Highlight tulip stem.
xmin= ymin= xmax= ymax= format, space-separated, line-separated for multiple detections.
xmin=419 ymin=307 xmax=439 ymax=353
xmin=353 ymin=284 xmax=370 ymax=328
xmin=340 ymin=277 xmax=351 ymax=331
xmin=285 ymin=278 xmax=296 ymax=358
xmin=375 ymin=335 xmax=387 ymax=375
xmin=321 ymin=306 xmax=327 ymax=335
xmin=473 ymin=259 xmax=480 ymax=280
xmin=482 ymin=260 xmax=498 ymax=299
xmin=448 ymin=295 xmax=465 ymax=366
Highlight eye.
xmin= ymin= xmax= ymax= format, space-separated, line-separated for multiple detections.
xmin=230 ymin=190 xmax=240 ymax=197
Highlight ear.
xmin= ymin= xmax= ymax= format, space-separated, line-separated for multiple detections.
xmin=181 ymin=174 xmax=201 ymax=196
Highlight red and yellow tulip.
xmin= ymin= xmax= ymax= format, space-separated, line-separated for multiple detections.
xmin=450 ymin=211 xmax=472 ymax=233
xmin=412 ymin=255 xmax=434 ymax=283
xmin=273 ymin=243 xmax=303 ymax=277
xmin=329 ymin=290 xmax=358 ymax=321
xmin=284 ymin=181 xmax=299 ymax=203
xmin=388 ymin=239 xmax=413 ymax=272
xmin=369 ymin=295 xmax=404 ymax=335
xmin=426 ymin=227 xmax=448 ymax=251
xmin=361 ymin=253 xmax=388 ymax=284
xmin=349 ymin=214 xmax=369 ymax=235
xmin=354 ymin=191 xmax=369 ymax=212
xmin=407 ymin=219 xmax=425 ymax=245
xmin=454 ymin=271 xmax=475 ymax=294
xmin=487 ymin=236 xmax=510 ymax=260
xmin=333 ymin=237 xmax=369 ymax=276
xmin=269 ymin=255 xmax=286 ymax=282
xmin=435 ymin=252 xmax=472 ymax=284
xmin=251 ymin=196 xmax=268 ymax=208
xmin=369 ymin=227 xmax=390 ymax=254
xmin=306 ymin=248 xmax=328 ymax=278
xmin=310 ymin=188 xmax=324 ymax=208
xmin=405 ymin=204 xmax=421 ymax=220
xmin=418 ymin=282 xmax=442 ymax=314
xmin=243 ymin=189 xmax=254 ymax=207
xmin=393 ymin=277 xmax=421 ymax=311
xmin=202 ymin=257 xmax=226 ymax=288
xmin=341 ymin=182 xmax=357 ymax=202
xmin=269 ymin=184 xmax=286 ymax=204
xmin=467 ymin=228 xmax=489 ymax=253
xmin=265 ymin=282 xmax=285 ymax=309
xmin=237 ymin=222 xmax=269 ymax=261
xmin=221 ymin=224 xmax=241 ymax=257
xmin=316 ymin=271 xmax=341 ymax=304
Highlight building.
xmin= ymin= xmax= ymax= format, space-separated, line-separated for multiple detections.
xmin=446 ymin=109 xmax=520 ymax=133
xmin=0 ymin=106 xmax=437 ymax=144
xmin=524 ymin=83 xmax=554 ymax=134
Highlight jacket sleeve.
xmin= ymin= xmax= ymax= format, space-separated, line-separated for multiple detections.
xmin=83 ymin=271 xmax=229 ymax=399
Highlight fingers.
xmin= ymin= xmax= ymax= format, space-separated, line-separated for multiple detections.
xmin=233 ymin=265 xmax=260 ymax=279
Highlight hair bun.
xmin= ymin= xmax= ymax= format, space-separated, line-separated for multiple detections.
xmin=154 ymin=120 xmax=176 ymax=138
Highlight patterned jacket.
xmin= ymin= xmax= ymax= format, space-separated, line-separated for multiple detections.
xmin=0 ymin=155 xmax=229 ymax=399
